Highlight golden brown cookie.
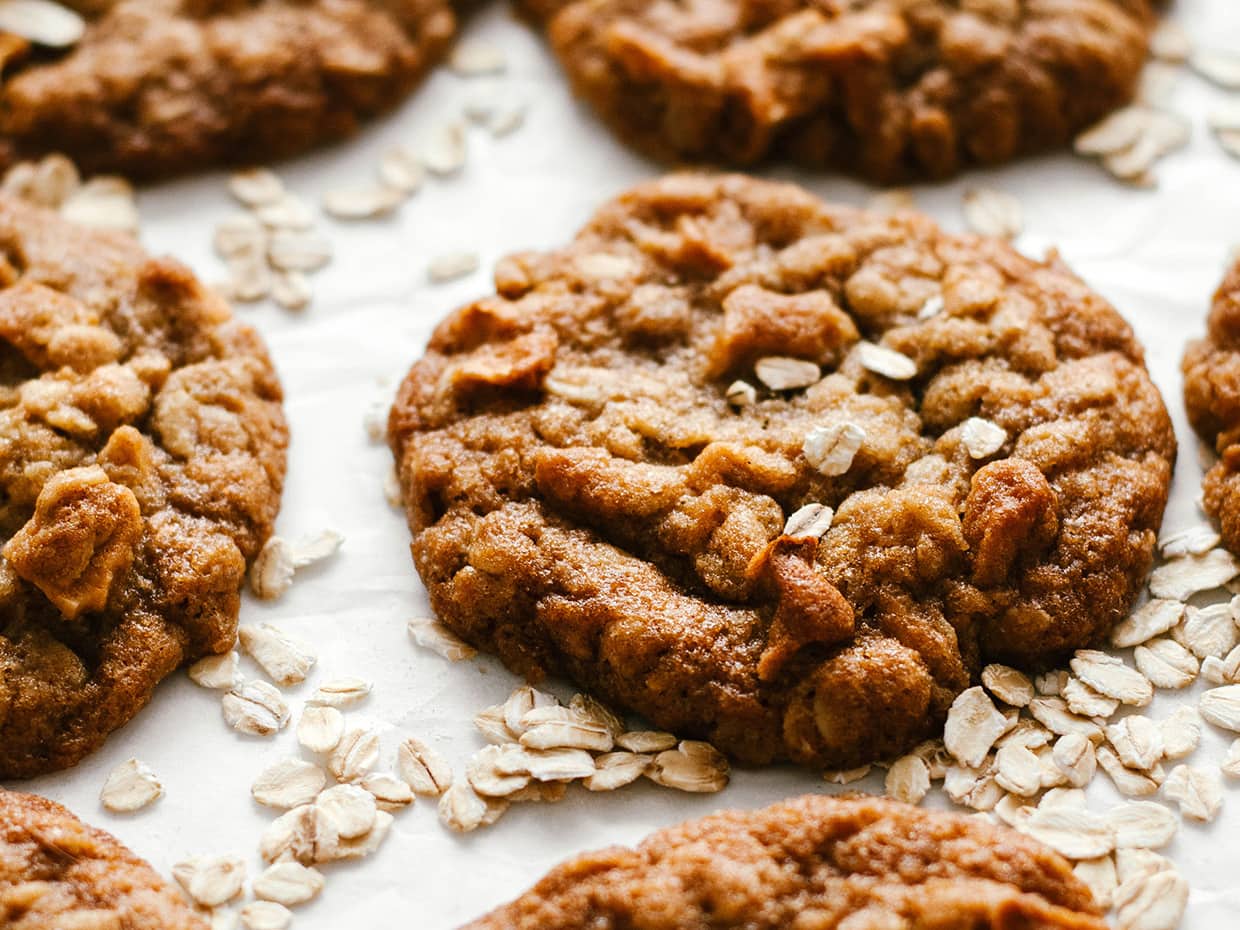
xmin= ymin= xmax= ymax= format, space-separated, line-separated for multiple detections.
xmin=1183 ymin=258 xmax=1240 ymax=552
xmin=0 ymin=1 xmax=455 ymax=179
xmin=0 ymin=789 xmax=207 ymax=930
xmin=521 ymin=0 xmax=1153 ymax=182
xmin=0 ymin=195 xmax=287 ymax=778
xmin=388 ymin=174 xmax=1174 ymax=769
xmin=461 ymin=794 xmax=1108 ymax=930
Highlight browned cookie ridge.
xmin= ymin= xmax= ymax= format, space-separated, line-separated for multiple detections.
xmin=0 ymin=1 xmax=456 ymax=179
xmin=0 ymin=789 xmax=207 ymax=930
xmin=461 ymin=794 xmax=1108 ymax=930
xmin=388 ymin=174 xmax=1174 ymax=769
xmin=0 ymin=195 xmax=287 ymax=778
xmin=522 ymin=0 xmax=1154 ymax=182
xmin=1183 ymin=258 xmax=1240 ymax=553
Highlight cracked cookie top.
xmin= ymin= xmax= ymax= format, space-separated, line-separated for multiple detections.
xmin=525 ymin=0 xmax=1153 ymax=182
xmin=0 ymin=195 xmax=287 ymax=777
xmin=0 ymin=0 xmax=456 ymax=179
xmin=0 ymin=789 xmax=207 ymax=930
xmin=388 ymin=174 xmax=1174 ymax=769
xmin=462 ymin=794 xmax=1107 ymax=930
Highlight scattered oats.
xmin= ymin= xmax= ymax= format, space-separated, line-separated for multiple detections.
xmin=212 ymin=909 xmax=239 ymax=930
xmin=802 ymin=422 xmax=865 ymax=476
xmin=569 ymin=693 xmax=624 ymax=736
xmin=943 ymin=762 xmax=1004 ymax=811
xmin=647 ymin=741 xmax=729 ymax=793
xmin=222 ymin=681 xmax=290 ymax=737
xmin=468 ymin=745 xmax=531 ymax=798
xmin=754 ymin=356 xmax=820 ymax=391
xmin=240 ymin=901 xmax=291 ymax=930
xmin=486 ymin=105 xmax=526 ymax=138
xmin=474 ymin=704 xmax=515 ymax=744
xmin=478 ymin=797 xmax=509 ymax=827
xmin=379 ymin=145 xmax=425 ymax=194
xmin=1062 ymin=677 xmax=1120 ymax=718
xmin=1180 ymin=603 xmax=1239 ymax=658
xmin=260 ymin=805 xmax=317 ymax=865
xmin=1199 ymin=683 xmax=1240 ymax=731
xmin=1051 ymin=733 xmax=1096 ymax=789
xmin=1112 ymin=599 xmax=1183 ymax=649
xmin=178 ymin=855 xmax=246 ymax=908
xmin=1023 ymin=806 xmax=1114 ymax=860
xmin=397 ymin=736 xmax=453 ymax=796
xmin=361 ymin=772 xmax=414 ymax=810
xmin=911 ymin=739 xmax=951 ymax=779
xmin=1073 ymin=857 xmax=1118 ymax=910
xmin=584 ymin=752 xmax=651 ymax=791
xmin=1222 ymin=740 xmax=1240 ymax=777
xmin=1035 ymin=670 xmax=1069 ymax=696
xmin=917 ymin=294 xmax=944 ymax=320
xmin=1149 ymin=20 xmax=1192 ymax=62
xmin=255 ymin=195 xmax=314 ymax=230
xmin=981 ymin=664 xmax=1034 ymax=708
xmin=60 ymin=177 xmax=139 ymax=232
xmin=1097 ymin=745 xmax=1161 ymax=797
xmin=962 ymin=187 xmax=1022 ymax=239
xmin=319 ymin=809 xmax=393 ymax=862
xmin=408 ymin=617 xmax=477 ymax=661
xmin=994 ymin=743 xmax=1043 ymax=797
xmin=1159 ymin=706 xmax=1201 ymax=760
xmin=449 ymin=41 xmax=506 ymax=75
xmin=214 ymin=214 xmax=267 ymax=259
xmin=271 ymin=271 xmax=312 ymax=311
xmin=1162 ymin=763 xmax=1223 ymax=822
xmin=0 ymin=0 xmax=85 ymax=47
xmin=238 ymin=624 xmax=316 ymax=687
xmin=1159 ymin=525 xmax=1221 ymax=558
xmin=1102 ymin=111 xmax=1189 ymax=181
xmin=252 ymin=759 xmax=328 ymax=810
xmin=1075 ymin=106 xmax=1152 ymax=157
xmin=315 ymin=784 xmax=378 ymax=839
xmin=824 ymin=765 xmax=871 ymax=785
xmin=250 ymin=537 xmax=295 ymax=600
xmin=502 ymin=685 xmax=556 ymax=736
xmin=944 ymin=687 xmax=1008 ymax=768
xmin=993 ymin=793 xmax=1036 ymax=829
xmin=1036 ymin=745 xmax=1069 ymax=790
xmin=522 ymin=747 xmax=596 ymax=782
xmin=998 ymin=719 xmax=1053 ymax=751
xmin=297 ymin=705 xmax=345 ymax=755
xmin=229 ymin=168 xmax=285 ymax=207
xmin=1113 ymin=868 xmax=1188 ymax=930
xmin=1070 ymin=650 xmax=1153 ymax=706
xmin=725 ymin=379 xmax=757 ymax=408
xmin=253 ymin=862 xmax=324 ymax=907
xmin=1133 ymin=637 xmax=1199 ymax=689
xmin=438 ymin=782 xmax=490 ymax=833
xmin=1107 ymin=717 xmax=1163 ymax=772
xmin=421 ymin=123 xmax=466 ymax=176
xmin=427 ymin=251 xmax=479 ymax=283
xmin=323 ymin=185 xmax=405 ymax=221
xmin=782 ymin=502 xmax=834 ymax=540
xmin=189 ymin=651 xmax=241 ymax=690
xmin=1190 ymin=47 xmax=1240 ymax=90
xmin=1028 ymin=696 xmax=1104 ymax=741
xmin=268 ymin=232 xmax=332 ymax=273
xmin=855 ymin=341 xmax=917 ymax=380
xmin=867 ymin=188 xmax=915 ymax=213
xmin=1106 ymin=801 xmax=1177 ymax=850
xmin=222 ymin=254 xmax=272 ymax=304
xmin=100 ymin=758 xmax=162 ymax=812
xmin=307 ymin=677 xmax=372 ymax=708
xmin=1209 ymin=100 xmax=1240 ymax=135
xmin=507 ymin=780 xmax=567 ymax=803
xmin=1115 ymin=847 xmax=1174 ymax=885
xmin=885 ymin=754 xmax=930 ymax=804
xmin=960 ymin=417 xmax=1006 ymax=459
xmin=1200 ymin=648 xmax=1240 ymax=685
xmin=1214 ymin=128 xmax=1240 ymax=161
xmin=328 ymin=727 xmax=380 ymax=783
xmin=1148 ymin=548 xmax=1240 ymax=600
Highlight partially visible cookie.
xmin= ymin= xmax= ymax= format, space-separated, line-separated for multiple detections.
xmin=0 ymin=195 xmax=287 ymax=778
xmin=388 ymin=173 xmax=1175 ymax=769
xmin=1183 ymin=258 xmax=1240 ymax=551
xmin=0 ymin=1 xmax=455 ymax=179
xmin=522 ymin=0 xmax=1153 ymax=182
xmin=0 ymin=789 xmax=207 ymax=930
xmin=461 ymin=794 xmax=1107 ymax=930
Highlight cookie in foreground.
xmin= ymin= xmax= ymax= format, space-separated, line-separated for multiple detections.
xmin=388 ymin=173 xmax=1175 ymax=769
xmin=522 ymin=0 xmax=1153 ymax=182
xmin=0 ymin=0 xmax=454 ymax=179
xmin=460 ymin=794 xmax=1107 ymax=930
xmin=0 ymin=195 xmax=287 ymax=777
xmin=1183 ymin=258 xmax=1240 ymax=553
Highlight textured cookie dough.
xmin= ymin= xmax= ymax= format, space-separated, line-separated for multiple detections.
xmin=461 ymin=794 xmax=1108 ymax=930
xmin=522 ymin=0 xmax=1154 ymax=182
xmin=1183 ymin=258 xmax=1240 ymax=553
xmin=0 ymin=195 xmax=287 ymax=778
xmin=0 ymin=0 xmax=456 ymax=179
xmin=388 ymin=174 xmax=1174 ymax=769
xmin=0 ymin=789 xmax=207 ymax=930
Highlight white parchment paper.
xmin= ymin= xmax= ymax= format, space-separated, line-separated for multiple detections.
xmin=15 ymin=0 xmax=1240 ymax=926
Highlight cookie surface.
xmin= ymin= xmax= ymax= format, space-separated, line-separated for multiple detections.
xmin=1183 ymin=258 xmax=1240 ymax=552
xmin=523 ymin=0 xmax=1152 ymax=182
xmin=0 ymin=789 xmax=207 ymax=930
xmin=462 ymin=794 xmax=1106 ymax=930
xmin=388 ymin=174 xmax=1173 ymax=769
xmin=0 ymin=195 xmax=287 ymax=777
xmin=0 ymin=0 xmax=455 ymax=179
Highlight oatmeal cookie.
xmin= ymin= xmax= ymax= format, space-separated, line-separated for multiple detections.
xmin=462 ymin=794 xmax=1107 ymax=930
xmin=388 ymin=174 xmax=1174 ymax=769
xmin=0 ymin=195 xmax=287 ymax=778
xmin=522 ymin=0 xmax=1153 ymax=182
xmin=1183 ymin=258 xmax=1240 ymax=553
xmin=0 ymin=0 xmax=455 ymax=179
xmin=0 ymin=789 xmax=207 ymax=930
